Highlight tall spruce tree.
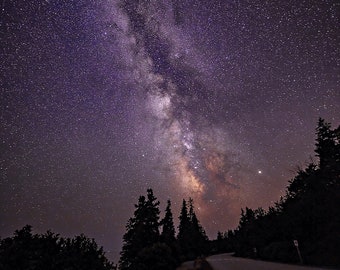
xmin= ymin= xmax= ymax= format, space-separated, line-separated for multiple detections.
xmin=177 ymin=199 xmax=190 ymax=241
xmin=315 ymin=118 xmax=340 ymax=184
xmin=161 ymin=199 xmax=176 ymax=244
xmin=188 ymin=198 xmax=208 ymax=255
xmin=177 ymin=199 xmax=191 ymax=259
xmin=188 ymin=198 xmax=206 ymax=237
xmin=177 ymin=198 xmax=207 ymax=260
xmin=119 ymin=189 xmax=160 ymax=270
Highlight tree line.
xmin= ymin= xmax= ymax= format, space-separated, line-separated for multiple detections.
xmin=0 ymin=225 xmax=115 ymax=270
xmin=212 ymin=118 xmax=340 ymax=268
xmin=0 ymin=193 xmax=210 ymax=269
xmin=119 ymin=190 xmax=209 ymax=270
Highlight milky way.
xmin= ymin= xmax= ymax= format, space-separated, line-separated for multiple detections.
xmin=1 ymin=0 xmax=339 ymax=262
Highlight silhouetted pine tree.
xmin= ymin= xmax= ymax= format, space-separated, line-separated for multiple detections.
xmin=177 ymin=199 xmax=190 ymax=238
xmin=177 ymin=199 xmax=191 ymax=259
xmin=177 ymin=198 xmax=207 ymax=260
xmin=315 ymin=118 xmax=340 ymax=185
xmin=188 ymin=198 xmax=208 ymax=255
xmin=119 ymin=189 xmax=160 ymax=270
xmin=161 ymin=199 xmax=176 ymax=244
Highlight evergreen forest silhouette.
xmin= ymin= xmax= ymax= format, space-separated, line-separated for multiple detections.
xmin=0 ymin=118 xmax=339 ymax=269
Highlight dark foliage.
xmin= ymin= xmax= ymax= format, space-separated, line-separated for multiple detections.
xmin=0 ymin=225 xmax=115 ymax=270
xmin=210 ymin=230 xmax=235 ymax=254
xmin=160 ymin=199 xmax=181 ymax=265
xmin=213 ymin=119 xmax=340 ymax=268
xmin=177 ymin=198 xmax=208 ymax=261
xmin=134 ymin=242 xmax=177 ymax=270
xmin=160 ymin=200 xmax=176 ymax=244
xmin=119 ymin=191 xmax=209 ymax=269
xmin=119 ymin=189 xmax=178 ymax=270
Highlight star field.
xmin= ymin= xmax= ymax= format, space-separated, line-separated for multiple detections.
xmin=1 ymin=0 xmax=339 ymax=262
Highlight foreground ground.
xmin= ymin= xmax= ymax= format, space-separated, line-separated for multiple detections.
xmin=177 ymin=253 xmax=332 ymax=270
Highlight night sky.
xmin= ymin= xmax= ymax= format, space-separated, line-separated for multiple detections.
xmin=1 ymin=0 xmax=339 ymax=262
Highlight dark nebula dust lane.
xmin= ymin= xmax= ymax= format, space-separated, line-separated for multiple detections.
xmin=1 ymin=0 xmax=339 ymax=262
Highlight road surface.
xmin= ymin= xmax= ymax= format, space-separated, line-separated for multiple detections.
xmin=207 ymin=253 xmax=332 ymax=270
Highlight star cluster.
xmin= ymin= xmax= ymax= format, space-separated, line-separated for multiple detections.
xmin=1 ymin=0 xmax=339 ymax=262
